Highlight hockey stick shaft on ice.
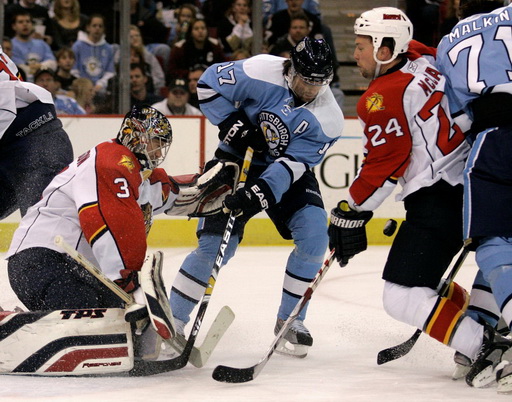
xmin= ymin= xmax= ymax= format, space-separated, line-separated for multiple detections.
xmin=131 ymin=147 xmax=255 ymax=375
xmin=376 ymin=246 xmax=470 ymax=365
xmin=212 ymin=249 xmax=336 ymax=383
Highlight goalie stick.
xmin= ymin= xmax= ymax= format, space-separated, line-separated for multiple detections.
xmin=212 ymin=249 xmax=336 ymax=383
xmin=376 ymin=246 xmax=470 ymax=365
xmin=53 ymin=236 xmax=235 ymax=371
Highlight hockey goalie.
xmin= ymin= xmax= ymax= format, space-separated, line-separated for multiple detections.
xmin=0 ymin=105 xmax=239 ymax=376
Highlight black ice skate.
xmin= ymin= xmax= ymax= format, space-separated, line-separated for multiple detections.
xmin=274 ymin=318 xmax=313 ymax=358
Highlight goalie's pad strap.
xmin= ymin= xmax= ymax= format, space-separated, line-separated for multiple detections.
xmin=423 ymin=297 xmax=465 ymax=345
xmin=139 ymin=252 xmax=175 ymax=340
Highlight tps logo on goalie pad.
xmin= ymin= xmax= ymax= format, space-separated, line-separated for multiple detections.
xmin=0 ymin=308 xmax=134 ymax=376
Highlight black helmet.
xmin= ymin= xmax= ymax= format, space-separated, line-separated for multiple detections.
xmin=117 ymin=104 xmax=173 ymax=169
xmin=290 ymin=37 xmax=333 ymax=86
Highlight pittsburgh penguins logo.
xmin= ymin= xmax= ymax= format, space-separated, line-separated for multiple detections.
xmin=258 ymin=111 xmax=290 ymax=157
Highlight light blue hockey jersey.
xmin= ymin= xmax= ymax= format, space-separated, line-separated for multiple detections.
xmin=437 ymin=4 xmax=512 ymax=131
xmin=197 ymin=54 xmax=343 ymax=203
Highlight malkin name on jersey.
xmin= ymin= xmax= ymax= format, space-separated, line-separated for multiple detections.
xmin=447 ymin=7 xmax=510 ymax=43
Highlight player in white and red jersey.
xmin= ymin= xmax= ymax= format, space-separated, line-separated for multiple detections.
xmin=6 ymin=104 xmax=237 ymax=311
xmin=326 ymin=7 xmax=511 ymax=387
xmin=0 ymin=45 xmax=73 ymax=219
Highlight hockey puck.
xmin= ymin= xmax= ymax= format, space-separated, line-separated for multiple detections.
xmin=383 ymin=219 xmax=398 ymax=237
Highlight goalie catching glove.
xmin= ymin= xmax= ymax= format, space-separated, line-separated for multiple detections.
xmin=328 ymin=200 xmax=373 ymax=267
xmin=166 ymin=160 xmax=240 ymax=217
xmin=223 ymin=178 xmax=275 ymax=218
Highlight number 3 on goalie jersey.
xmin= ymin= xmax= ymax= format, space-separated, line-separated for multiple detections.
xmin=114 ymin=178 xmax=130 ymax=198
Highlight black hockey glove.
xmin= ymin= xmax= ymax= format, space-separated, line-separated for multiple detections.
xmin=223 ymin=179 xmax=275 ymax=218
xmin=218 ymin=110 xmax=267 ymax=153
xmin=328 ymin=200 xmax=373 ymax=267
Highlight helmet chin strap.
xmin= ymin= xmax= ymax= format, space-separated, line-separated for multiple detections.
xmin=373 ymin=61 xmax=382 ymax=80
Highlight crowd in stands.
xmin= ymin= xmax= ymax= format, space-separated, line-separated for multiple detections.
xmin=2 ymin=0 xmax=345 ymax=116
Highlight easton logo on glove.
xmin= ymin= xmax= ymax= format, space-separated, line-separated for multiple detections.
xmin=223 ymin=119 xmax=249 ymax=146
xmin=249 ymin=184 xmax=269 ymax=209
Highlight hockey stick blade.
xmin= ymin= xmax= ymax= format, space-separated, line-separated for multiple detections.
xmin=129 ymin=306 xmax=235 ymax=375
xmin=212 ymin=250 xmax=336 ymax=383
xmin=377 ymin=329 xmax=421 ymax=365
xmin=376 ymin=248 xmax=470 ymax=365
xmin=213 ymin=364 xmax=259 ymax=383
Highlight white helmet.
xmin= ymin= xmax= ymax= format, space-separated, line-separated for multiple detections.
xmin=354 ymin=7 xmax=413 ymax=64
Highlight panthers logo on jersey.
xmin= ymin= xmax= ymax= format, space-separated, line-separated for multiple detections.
xmin=258 ymin=111 xmax=290 ymax=158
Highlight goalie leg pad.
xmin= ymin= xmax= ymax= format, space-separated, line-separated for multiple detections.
xmin=0 ymin=308 xmax=133 ymax=376
xmin=139 ymin=251 xmax=176 ymax=340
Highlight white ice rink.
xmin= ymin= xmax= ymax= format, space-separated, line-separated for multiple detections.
xmin=0 ymin=246 xmax=507 ymax=401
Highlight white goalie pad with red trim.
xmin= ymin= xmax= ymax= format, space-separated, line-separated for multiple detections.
xmin=0 ymin=308 xmax=133 ymax=376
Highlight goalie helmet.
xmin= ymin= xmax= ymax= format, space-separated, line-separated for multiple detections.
xmin=117 ymin=104 xmax=172 ymax=169
xmin=289 ymin=37 xmax=334 ymax=86
xmin=354 ymin=7 xmax=413 ymax=64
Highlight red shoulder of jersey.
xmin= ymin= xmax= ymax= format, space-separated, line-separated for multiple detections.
xmin=79 ymin=141 xmax=147 ymax=272
xmin=406 ymin=40 xmax=437 ymax=61
xmin=352 ymin=71 xmax=414 ymax=205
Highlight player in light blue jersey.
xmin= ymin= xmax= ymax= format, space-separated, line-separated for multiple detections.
xmin=437 ymin=0 xmax=512 ymax=393
xmin=169 ymin=37 xmax=343 ymax=357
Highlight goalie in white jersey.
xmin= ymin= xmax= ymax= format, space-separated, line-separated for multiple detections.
xmin=325 ymin=6 xmax=510 ymax=389
xmin=0 ymin=45 xmax=73 ymax=219
xmin=6 ymin=104 xmax=237 ymax=311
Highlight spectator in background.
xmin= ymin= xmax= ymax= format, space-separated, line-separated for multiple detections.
xmin=70 ymin=77 xmax=96 ymax=114
xmin=168 ymin=18 xmax=226 ymax=80
xmin=124 ymin=25 xmax=166 ymax=96
xmin=130 ymin=0 xmax=170 ymax=46
xmin=2 ymin=36 xmax=27 ymax=81
xmin=266 ymin=0 xmax=322 ymax=46
xmin=152 ymin=77 xmax=202 ymax=116
xmin=230 ymin=48 xmax=251 ymax=60
xmin=217 ymin=0 xmax=253 ymax=57
xmin=55 ymin=47 xmax=79 ymax=94
xmin=270 ymin=12 xmax=310 ymax=57
xmin=166 ymin=3 xmax=197 ymax=46
xmin=50 ymin=0 xmax=88 ymax=51
xmin=130 ymin=63 xmax=164 ymax=107
xmin=5 ymin=0 xmax=54 ymax=45
xmin=266 ymin=0 xmax=339 ymax=82
xmin=33 ymin=67 xmax=86 ymax=115
xmin=262 ymin=0 xmax=320 ymax=25
xmin=11 ymin=11 xmax=57 ymax=82
xmin=187 ymin=63 xmax=206 ymax=109
xmin=201 ymin=0 xmax=232 ymax=33
xmin=72 ymin=14 xmax=115 ymax=96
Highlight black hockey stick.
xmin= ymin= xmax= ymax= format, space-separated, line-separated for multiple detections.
xmin=376 ymin=246 xmax=470 ymax=365
xmin=130 ymin=147 xmax=254 ymax=376
xmin=212 ymin=249 xmax=336 ymax=383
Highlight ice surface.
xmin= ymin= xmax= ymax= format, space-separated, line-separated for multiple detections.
xmin=0 ymin=246 xmax=507 ymax=401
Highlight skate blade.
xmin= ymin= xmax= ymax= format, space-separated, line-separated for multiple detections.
xmin=275 ymin=338 xmax=308 ymax=358
xmin=452 ymin=364 xmax=470 ymax=381
xmin=498 ymin=375 xmax=512 ymax=394
xmin=470 ymin=365 xmax=497 ymax=388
